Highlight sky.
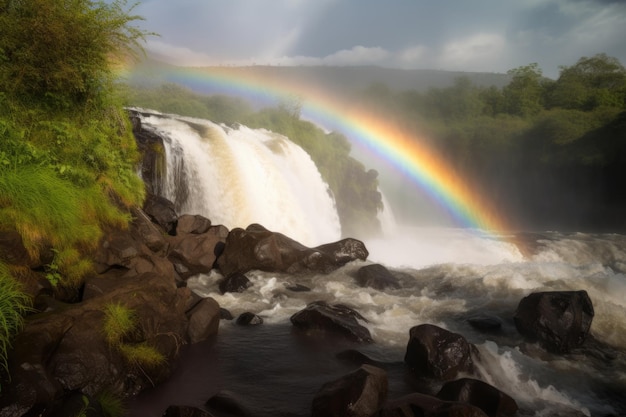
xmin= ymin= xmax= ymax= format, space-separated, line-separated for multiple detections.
xmin=125 ymin=0 xmax=626 ymax=79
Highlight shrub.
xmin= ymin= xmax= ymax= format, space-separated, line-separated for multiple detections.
xmin=0 ymin=263 xmax=32 ymax=374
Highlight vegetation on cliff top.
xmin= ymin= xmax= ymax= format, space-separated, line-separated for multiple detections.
xmin=0 ymin=0 xmax=152 ymax=377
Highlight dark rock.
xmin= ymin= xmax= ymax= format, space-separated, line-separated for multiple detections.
xmin=467 ymin=314 xmax=503 ymax=333
xmin=143 ymin=193 xmax=178 ymax=235
xmin=176 ymin=214 xmax=212 ymax=235
xmin=164 ymin=405 xmax=215 ymax=417
xmin=218 ymin=273 xmax=252 ymax=294
xmin=404 ymin=324 xmax=474 ymax=380
xmin=514 ymin=290 xmax=594 ymax=353
xmin=235 ymin=312 xmax=264 ymax=326
xmin=3 ymin=272 xmax=195 ymax=411
xmin=167 ymin=224 xmax=229 ymax=279
xmin=356 ymin=263 xmax=400 ymax=290
xmin=336 ymin=349 xmax=383 ymax=367
xmin=131 ymin=207 xmax=169 ymax=254
xmin=290 ymin=301 xmax=372 ymax=343
xmin=220 ymin=308 xmax=234 ymax=320
xmin=216 ymin=224 xmax=368 ymax=277
xmin=206 ymin=390 xmax=253 ymax=417
xmin=0 ymin=230 xmax=35 ymax=267
xmin=437 ymin=378 xmax=518 ymax=417
xmin=379 ymin=392 xmax=488 ymax=417
xmin=187 ymin=297 xmax=220 ymax=344
xmin=314 ymin=238 xmax=369 ymax=265
xmin=311 ymin=365 xmax=388 ymax=417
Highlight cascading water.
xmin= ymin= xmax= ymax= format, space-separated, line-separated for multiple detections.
xmin=129 ymin=109 xmax=626 ymax=417
xmin=134 ymin=109 xmax=341 ymax=247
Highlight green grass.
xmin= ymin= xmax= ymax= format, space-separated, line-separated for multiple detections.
xmin=96 ymin=390 xmax=126 ymax=417
xmin=0 ymin=263 xmax=32 ymax=374
xmin=102 ymin=303 xmax=165 ymax=369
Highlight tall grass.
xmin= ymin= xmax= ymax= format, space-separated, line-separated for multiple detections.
xmin=0 ymin=263 xmax=32 ymax=375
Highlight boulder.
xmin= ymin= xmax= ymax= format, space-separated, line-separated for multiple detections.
xmin=311 ymin=365 xmax=388 ymax=417
xmin=467 ymin=314 xmax=503 ymax=333
xmin=0 ymin=229 xmax=35 ymax=267
xmin=404 ymin=324 xmax=474 ymax=380
xmin=290 ymin=301 xmax=372 ymax=343
xmin=379 ymin=392 xmax=488 ymax=417
xmin=176 ymin=214 xmax=212 ymax=235
xmin=218 ymin=273 xmax=252 ymax=294
xmin=1 ymin=272 xmax=205 ymax=412
xmin=436 ymin=378 xmax=518 ymax=417
xmin=186 ymin=297 xmax=221 ymax=344
xmin=314 ymin=238 xmax=369 ymax=265
xmin=216 ymin=224 xmax=367 ymax=277
xmin=167 ymin=224 xmax=228 ymax=279
xmin=235 ymin=312 xmax=264 ymax=326
xmin=355 ymin=263 xmax=400 ymax=290
xmin=514 ymin=290 xmax=594 ymax=353
xmin=205 ymin=390 xmax=254 ymax=417
xmin=143 ymin=193 xmax=178 ymax=235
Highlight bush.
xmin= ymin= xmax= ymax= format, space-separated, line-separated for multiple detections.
xmin=0 ymin=263 xmax=31 ymax=374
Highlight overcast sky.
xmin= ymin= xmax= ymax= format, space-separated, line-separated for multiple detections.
xmin=128 ymin=0 xmax=626 ymax=79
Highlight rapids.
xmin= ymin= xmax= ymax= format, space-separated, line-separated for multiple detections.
xmin=130 ymin=110 xmax=626 ymax=417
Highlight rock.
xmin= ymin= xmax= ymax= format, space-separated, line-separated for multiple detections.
xmin=290 ymin=301 xmax=372 ymax=343
xmin=514 ymin=290 xmax=594 ymax=353
xmin=143 ymin=193 xmax=178 ymax=235
xmin=220 ymin=308 xmax=234 ymax=320
xmin=404 ymin=324 xmax=474 ymax=380
xmin=167 ymin=224 xmax=228 ymax=280
xmin=379 ymin=392 xmax=488 ymax=417
xmin=216 ymin=224 xmax=367 ymax=277
xmin=355 ymin=263 xmax=400 ymax=290
xmin=176 ymin=214 xmax=212 ymax=235
xmin=437 ymin=378 xmax=518 ymax=417
xmin=2 ymin=272 xmax=196 ymax=411
xmin=311 ymin=365 xmax=388 ymax=417
xmin=235 ymin=312 xmax=264 ymax=326
xmin=286 ymin=283 xmax=311 ymax=292
xmin=205 ymin=390 xmax=253 ymax=417
xmin=186 ymin=297 xmax=221 ymax=344
xmin=130 ymin=207 xmax=169 ymax=254
xmin=46 ymin=391 xmax=105 ymax=417
xmin=314 ymin=238 xmax=369 ymax=265
xmin=0 ymin=229 xmax=35 ymax=267
xmin=218 ymin=273 xmax=252 ymax=294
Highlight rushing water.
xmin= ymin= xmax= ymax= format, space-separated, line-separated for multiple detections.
xmin=130 ymin=110 xmax=626 ymax=417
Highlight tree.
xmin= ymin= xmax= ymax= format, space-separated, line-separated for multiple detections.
xmin=0 ymin=0 xmax=152 ymax=108
xmin=503 ymin=63 xmax=545 ymax=117
xmin=548 ymin=53 xmax=626 ymax=110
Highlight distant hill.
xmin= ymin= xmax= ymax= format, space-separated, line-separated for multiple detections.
xmin=126 ymin=59 xmax=512 ymax=95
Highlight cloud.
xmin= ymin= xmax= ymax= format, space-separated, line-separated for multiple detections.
xmin=437 ymin=33 xmax=507 ymax=71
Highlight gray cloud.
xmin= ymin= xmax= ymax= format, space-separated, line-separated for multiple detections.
xmin=127 ymin=0 xmax=626 ymax=79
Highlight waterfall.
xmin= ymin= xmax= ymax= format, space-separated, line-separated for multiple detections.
xmin=135 ymin=110 xmax=342 ymax=247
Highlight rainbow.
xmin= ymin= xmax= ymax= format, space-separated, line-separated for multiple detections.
xmin=122 ymin=64 xmax=512 ymax=233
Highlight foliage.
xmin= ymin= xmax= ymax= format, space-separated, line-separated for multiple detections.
xmin=96 ymin=390 xmax=126 ymax=417
xmin=0 ymin=0 xmax=152 ymax=109
xmin=102 ymin=303 xmax=165 ymax=369
xmin=0 ymin=263 xmax=31 ymax=375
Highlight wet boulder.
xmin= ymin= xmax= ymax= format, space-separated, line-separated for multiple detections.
xmin=216 ymin=224 xmax=366 ymax=277
xmin=437 ymin=378 xmax=518 ymax=417
xmin=379 ymin=392 xmax=488 ymax=417
xmin=404 ymin=324 xmax=474 ymax=380
xmin=314 ymin=238 xmax=369 ymax=265
xmin=235 ymin=312 xmax=264 ymax=326
xmin=167 ymin=223 xmax=228 ymax=280
xmin=355 ymin=263 xmax=400 ymax=290
xmin=311 ymin=365 xmax=388 ymax=417
xmin=290 ymin=301 xmax=373 ymax=343
xmin=186 ymin=297 xmax=221 ymax=344
xmin=514 ymin=290 xmax=594 ymax=353
xmin=143 ymin=193 xmax=178 ymax=235
xmin=218 ymin=272 xmax=252 ymax=294
xmin=175 ymin=214 xmax=212 ymax=235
